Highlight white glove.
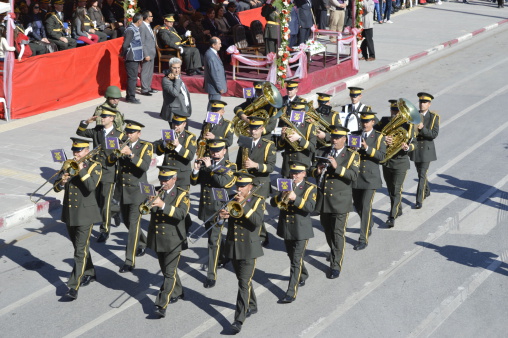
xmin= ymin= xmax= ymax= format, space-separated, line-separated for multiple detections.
xmin=179 ymin=47 xmax=184 ymax=54
xmin=185 ymin=30 xmax=191 ymax=37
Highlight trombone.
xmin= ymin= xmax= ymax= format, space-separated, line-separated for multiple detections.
xmin=188 ymin=183 xmax=264 ymax=243
xmin=30 ymin=146 xmax=102 ymax=204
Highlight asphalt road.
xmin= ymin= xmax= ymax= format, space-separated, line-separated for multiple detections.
xmin=1 ymin=23 xmax=507 ymax=338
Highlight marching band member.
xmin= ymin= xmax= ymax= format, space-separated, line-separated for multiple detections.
xmin=375 ymin=100 xmax=415 ymax=227
xmin=314 ymin=93 xmax=342 ymax=147
xmin=409 ymin=92 xmax=439 ymax=209
xmin=270 ymin=161 xmax=317 ymax=303
xmin=190 ymin=140 xmax=237 ymax=288
xmin=153 ymin=112 xmax=197 ymax=232
xmin=147 ymin=166 xmax=190 ymax=318
xmin=76 ymin=106 xmax=124 ymax=243
xmin=352 ymin=113 xmax=386 ymax=251
xmin=197 ymin=100 xmax=234 ymax=159
xmin=311 ymin=126 xmax=359 ymax=279
xmin=280 ymin=80 xmax=304 ymax=114
xmin=54 ymin=138 xmax=102 ymax=300
xmin=339 ymin=87 xmax=372 ymax=133
xmin=107 ymin=120 xmax=152 ymax=272
xmin=217 ymin=172 xmax=265 ymax=333
xmin=278 ymin=100 xmax=316 ymax=178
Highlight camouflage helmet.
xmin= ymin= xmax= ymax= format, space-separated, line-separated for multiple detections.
xmin=105 ymin=86 xmax=122 ymax=99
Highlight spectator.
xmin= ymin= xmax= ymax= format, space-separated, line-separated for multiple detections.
xmin=72 ymin=7 xmax=101 ymax=44
xmin=187 ymin=12 xmax=210 ymax=55
xmin=39 ymin=0 xmax=52 ymax=16
xmin=295 ymin=0 xmax=313 ymax=44
xmin=160 ymin=57 xmax=192 ymax=122
xmin=315 ymin=0 xmax=329 ymax=30
xmin=0 ymin=25 xmax=16 ymax=61
xmin=360 ymin=0 xmax=375 ymax=61
xmin=121 ymin=12 xmax=145 ymax=104
xmin=329 ymin=0 xmax=348 ymax=43
xmin=242 ymin=0 xmax=263 ymax=9
xmin=289 ymin=5 xmax=299 ymax=47
xmin=13 ymin=24 xmax=34 ymax=60
xmin=87 ymin=0 xmax=118 ymax=39
xmin=157 ymin=14 xmax=203 ymax=76
xmin=102 ymin=0 xmax=125 ymax=36
xmin=383 ymin=0 xmax=393 ymax=23
xmin=26 ymin=3 xmax=57 ymax=53
xmin=176 ymin=0 xmax=196 ymax=16
xmin=225 ymin=2 xmax=245 ymax=25
xmin=198 ymin=0 xmax=217 ymax=14
xmin=215 ymin=6 xmax=231 ymax=36
xmin=202 ymin=8 xmax=220 ymax=38
xmin=45 ymin=0 xmax=77 ymax=50
xmin=374 ymin=0 xmax=382 ymax=24
xmin=17 ymin=2 xmax=30 ymax=27
xmin=139 ymin=10 xmax=157 ymax=96
xmin=203 ymin=37 xmax=227 ymax=109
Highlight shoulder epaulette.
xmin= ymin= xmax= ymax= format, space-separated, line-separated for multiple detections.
xmin=430 ymin=111 xmax=440 ymax=117
xmin=261 ymin=138 xmax=274 ymax=144
xmin=224 ymin=119 xmax=232 ymax=124
xmin=184 ymin=130 xmax=196 ymax=137
xmin=305 ymin=181 xmax=317 ymax=188
xmin=347 ymin=148 xmax=357 ymax=153
xmin=139 ymin=140 xmax=152 ymax=145
xmin=252 ymin=193 xmax=265 ymax=200
xmin=177 ymin=186 xmax=189 ymax=193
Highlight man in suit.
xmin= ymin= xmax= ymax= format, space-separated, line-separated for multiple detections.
xmin=160 ymin=58 xmax=192 ymax=123
xmin=45 ymin=0 xmax=77 ymax=50
xmin=139 ymin=10 xmax=158 ymax=97
xmin=409 ymin=92 xmax=439 ymax=209
xmin=271 ymin=161 xmax=317 ymax=303
xmin=295 ymin=0 xmax=313 ymax=44
xmin=219 ymin=172 xmax=265 ymax=333
xmin=197 ymin=100 xmax=235 ymax=159
xmin=54 ymin=138 xmax=102 ymax=300
xmin=277 ymin=100 xmax=316 ymax=178
xmin=121 ymin=12 xmax=144 ymax=104
xmin=225 ymin=2 xmax=249 ymax=21
xmin=352 ymin=112 xmax=386 ymax=251
xmin=148 ymin=166 xmax=190 ymax=318
xmin=190 ymin=140 xmax=237 ymax=288
xmin=157 ymin=14 xmax=203 ymax=76
xmin=311 ymin=126 xmax=359 ymax=279
xmin=204 ymin=37 xmax=227 ymax=110
xmin=375 ymin=100 xmax=415 ymax=227
xmin=235 ymin=116 xmax=277 ymax=246
xmin=107 ymin=120 xmax=153 ymax=272
xmin=339 ymin=87 xmax=372 ymax=133
xmin=153 ymin=113 xmax=197 ymax=233
xmin=76 ymin=107 xmax=124 ymax=243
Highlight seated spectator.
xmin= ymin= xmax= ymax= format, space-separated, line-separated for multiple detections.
xmin=44 ymin=0 xmax=77 ymax=50
xmin=17 ymin=2 xmax=30 ymax=27
xmin=202 ymin=8 xmax=220 ymax=38
xmin=215 ymin=6 xmax=231 ymax=36
xmin=72 ymin=7 xmax=103 ymax=44
xmin=177 ymin=0 xmax=196 ymax=16
xmin=242 ymin=0 xmax=263 ymax=10
xmin=101 ymin=0 xmax=125 ymax=36
xmin=39 ymin=0 xmax=52 ymax=16
xmin=26 ymin=3 xmax=57 ymax=53
xmin=198 ymin=0 xmax=217 ymax=14
xmin=187 ymin=12 xmax=210 ymax=55
xmin=224 ymin=2 xmax=245 ymax=26
xmin=87 ymin=0 xmax=118 ymax=39
xmin=0 ymin=25 xmax=16 ymax=61
xmin=14 ymin=23 xmax=48 ymax=59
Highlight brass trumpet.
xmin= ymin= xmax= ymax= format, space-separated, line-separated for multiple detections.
xmin=30 ymin=146 xmax=102 ymax=203
xmin=276 ymin=191 xmax=292 ymax=211
xmin=139 ymin=187 xmax=165 ymax=215
xmin=113 ymin=138 xmax=132 ymax=157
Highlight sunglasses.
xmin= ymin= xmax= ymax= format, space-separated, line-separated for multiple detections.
xmin=34 ymin=6 xmax=40 ymax=8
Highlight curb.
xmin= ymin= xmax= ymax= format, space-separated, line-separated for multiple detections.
xmin=0 ymin=158 xmax=159 ymax=232
xmin=320 ymin=18 xmax=508 ymax=97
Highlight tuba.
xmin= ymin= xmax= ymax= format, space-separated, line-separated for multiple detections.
xmin=232 ymin=82 xmax=283 ymax=136
xmin=380 ymin=98 xmax=422 ymax=164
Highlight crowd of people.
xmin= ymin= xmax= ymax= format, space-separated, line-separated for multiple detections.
xmin=51 ymin=75 xmax=439 ymax=333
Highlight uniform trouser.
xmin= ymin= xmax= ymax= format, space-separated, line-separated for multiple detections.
xmin=265 ymin=38 xmax=278 ymax=55
xmin=352 ymin=188 xmax=376 ymax=244
xmin=140 ymin=58 xmax=154 ymax=93
xmin=98 ymin=182 xmax=115 ymax=234
xmin=415 ymin=162 xmax=430 ymax=203
xmin=205 ymin=221 xmax=224 ymax=280
xmin=125 ymin=60 xmax=140 ymax=100
xmin=321 ymin=213 xmax=349 ymax=271
xmin=329 ymin=10 xmax=345 ymax=35
xmin=50 ymin=37 xmax=77 ymax=50
xmin=382 ymin=166 xmax=407 ymax=218
xmin=182 ymin=47 xmax=202 ymax=71
xmin=66 ymin=224 xmax=95 ymax=290
xmin=284 ymin=239 xmax=309 ymax=298
xmin=360 ymin=28 xmax=375 ymax=59
xmin=120 ymin=203 xmax=147 ymax=266
xmin=155 ymin=250 xmax=183 ymax=309
xmin=232 ymin=258 xmax=257 ymax=324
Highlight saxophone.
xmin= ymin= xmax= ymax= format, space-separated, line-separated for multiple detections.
xmin=280 ymin=113 xmax=306 ymax=151
xmin=196 ymin=123 xmax=210 ymax=159
xmin=305 ymin=101 xmax=333 ymax=147
xmin=242 ymin=147 xmax=249 ymax=169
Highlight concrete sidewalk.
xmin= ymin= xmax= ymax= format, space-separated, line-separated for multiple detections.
xmin=0 ymin=0 xmax=507 ymax=231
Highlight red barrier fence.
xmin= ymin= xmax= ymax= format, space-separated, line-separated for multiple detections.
xmin=0 ymin=38 xmax=126 ymax=119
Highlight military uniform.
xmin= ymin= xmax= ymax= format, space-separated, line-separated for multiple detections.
xmin=54 ymin=138 xmax=102 ymax=297
xmin=197 ymin=116 xmax=235 ymax=159
xmin=375 ymin=113 xmax=416 ymax=224
xmin=409 ymin=97 xmax=439 ymax=207
xmin=147 ymin=184 xmax=190 ymax=313
xmin=314 ymin=93 xmax=342 ymax=147
xmin=340 ymin=102 xmax=372 ymax=133
xmin=261 ymin=4 xmax=280 ymax=55
xmin=157 ymin=26 xmax=202 ymax=72
xmin=93 ymin=102 xmax=125 ymax=130
xmin=234 ymin=99 xmax=279 ymax=140
xmin=224 ymin=179 xmax=265 ymax=328
xmin=76 ymin=113 xmax=124 ymax=239
xmin=352 ymin=121 xmax=386 ymax=248
xmin=270 ymin=170 xmax=316 ymax=301
xmin=108 ymin=122 xmax=152 ymax=270
xmin=311 ymin=141 xmax=359 ymax=276
xmin=190 ymin=154 xmax=237 ymax=285
xmin=44 ymin=11 xmax=77 ymax=50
